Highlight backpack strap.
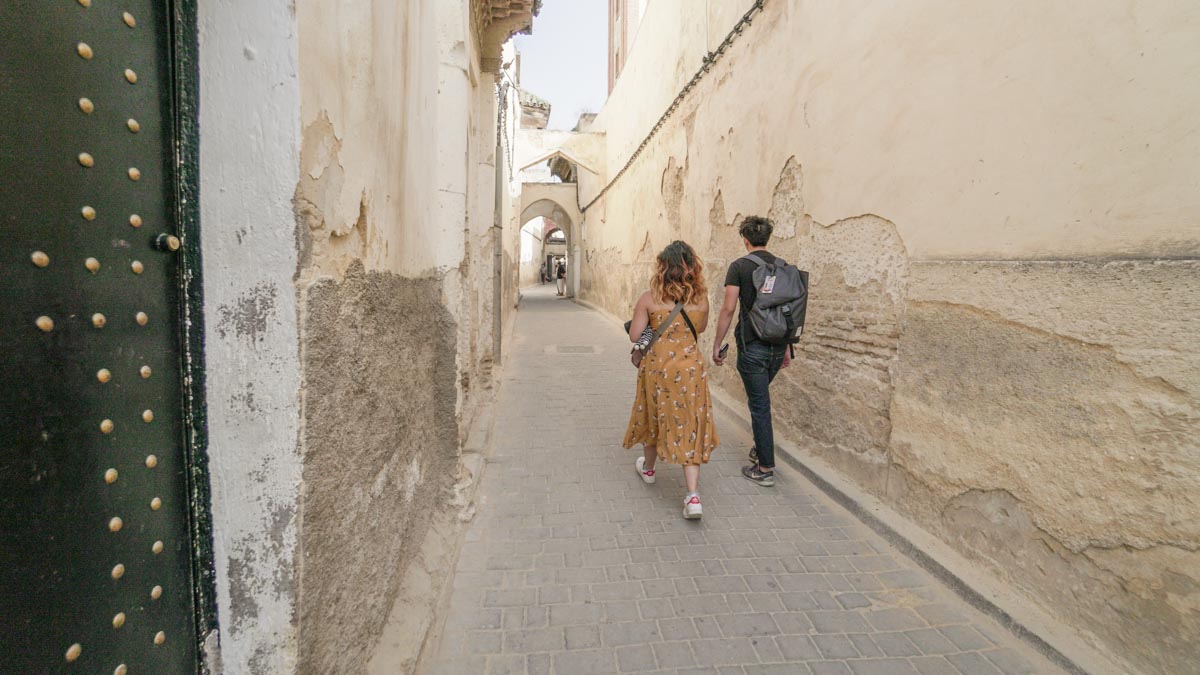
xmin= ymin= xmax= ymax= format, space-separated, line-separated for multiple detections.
xmin=744 ymin=252 xmax=786 ymax=268
xmin=739 ymin=253 xmax=775 ymax=344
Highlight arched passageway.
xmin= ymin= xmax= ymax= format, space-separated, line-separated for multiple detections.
xmin=520 ymin=217 xmax=569 ymax=291
xmin=519 ymin=188 xmax=582 ymax=298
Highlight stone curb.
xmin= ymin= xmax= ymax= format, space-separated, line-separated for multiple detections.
xmin=573 ymin=295 xmax=1121 ymax=675
xmin=404 ymin=395 xmax=500 ymax=674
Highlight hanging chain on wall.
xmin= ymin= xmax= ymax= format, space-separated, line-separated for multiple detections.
xmin=497 ymin=77 xmax=515 ymax=176
xmin=581 ymin=0 xmax=767 ymax=213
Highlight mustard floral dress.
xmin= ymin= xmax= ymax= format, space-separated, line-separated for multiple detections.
xmin=623 ymin=308 xmax=719 ymax=465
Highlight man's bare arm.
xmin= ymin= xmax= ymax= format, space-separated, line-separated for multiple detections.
xmin=711 ymin=285 xmax=740 ymax=365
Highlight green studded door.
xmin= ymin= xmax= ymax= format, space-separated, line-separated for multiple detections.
xmin=0 ymin=1 xmax=207 ymax=672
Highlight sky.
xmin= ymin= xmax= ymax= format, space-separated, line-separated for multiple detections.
xmin=514 ymin=0 xmax=609 ymax=131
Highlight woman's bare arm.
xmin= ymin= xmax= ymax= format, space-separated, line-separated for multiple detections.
xmin=694 ymin=298 xmax=711 ymax=333
xmin=627 ymin=292 xmax=651 ymax=342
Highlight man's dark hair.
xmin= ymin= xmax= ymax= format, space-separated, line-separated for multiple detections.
xmin=739 ymin=216 xmax=773 ymax=247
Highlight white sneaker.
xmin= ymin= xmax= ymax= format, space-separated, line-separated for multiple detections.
xmin=635 ymin=457 xmax=656 ymax=484
xmin=683 ymin=493 xmax=703 ymax=519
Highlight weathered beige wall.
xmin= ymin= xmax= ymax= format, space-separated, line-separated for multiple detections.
xmin=501 ymin=63 xmax=525 ymax=350
xmin=515 ymin=129 xmax=606 ymax=178
xmin=519 ymin=225 xmax=542 ymax=288
xmin=292 ymin=0 xmax=516 ymax=671
xmin=513 ymin=220 xmax=547 ymax=289
xmin=578 ymin=1 xmax=1200 ymax=671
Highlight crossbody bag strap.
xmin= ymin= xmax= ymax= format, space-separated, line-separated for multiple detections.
xmin=680 ymin=308 xmax=699 ymax=343
xmin=644 ymin=302 xmax=684 ymax=353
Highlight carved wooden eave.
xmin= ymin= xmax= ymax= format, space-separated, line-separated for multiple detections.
xmin=473 ymin=0 xmax=541 ymax=72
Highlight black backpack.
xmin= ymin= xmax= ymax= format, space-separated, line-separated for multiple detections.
xmin=742 ymin=253 xmax=808 ymax=345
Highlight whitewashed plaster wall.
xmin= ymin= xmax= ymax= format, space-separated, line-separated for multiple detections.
xmin=438 ymin=0 xmax=509 ymax=428
xmin=500 ymin=56 xmax=524 ymax=347
xmin=198 ymin=0 xmax=303 ymax=672
xmin=514 ymin=129 xmax=606 ymax=178
xmin=588 ymin=0 xmax=1200 ymax=260
xmin=519 ymin=226 xmax=541 ymax=288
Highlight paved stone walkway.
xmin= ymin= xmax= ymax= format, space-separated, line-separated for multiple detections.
xmin=424 ymin=284 xmax=1058 ymax=675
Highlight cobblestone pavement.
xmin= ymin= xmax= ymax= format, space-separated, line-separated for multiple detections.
xmin=424 ymin=285 xmax=1059 ymax=675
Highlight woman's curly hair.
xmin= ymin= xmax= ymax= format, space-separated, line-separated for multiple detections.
xmin=651 ymin=240 xmax=707 ymax=305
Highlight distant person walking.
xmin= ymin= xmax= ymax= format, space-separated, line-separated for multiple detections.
xmin=711 ymin=216 xmax=808 ymax=487
xmin=623 ymin=241 xmax=718 ymax=519
xmin=539 ymin=261 xmax=547 ymax=284
xmin=555 ymin=259 xmax=567 ymax=296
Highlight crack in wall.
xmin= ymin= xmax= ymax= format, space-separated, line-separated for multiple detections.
xmin=661 ymin=155 xmax=687 ymax=233
xmin=927 ymin=484 xmax=1200 ymax=672
xmin=893 ymin=298 xmax=1199 ymax=551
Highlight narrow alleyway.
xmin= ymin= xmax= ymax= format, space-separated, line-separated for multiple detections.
xmin=423 ymin=284 xmax=1058 ymax=675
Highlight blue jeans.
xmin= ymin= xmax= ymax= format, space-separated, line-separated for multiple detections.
xmin=736 ymin=341 xmax=787 ymax=469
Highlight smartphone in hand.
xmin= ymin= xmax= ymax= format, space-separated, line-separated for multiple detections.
xmin=718 ymin=343 xmax=729 ymax=359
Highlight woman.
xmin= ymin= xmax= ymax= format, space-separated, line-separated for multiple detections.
xmin=623 ymin=241 xmax=719 ymax=519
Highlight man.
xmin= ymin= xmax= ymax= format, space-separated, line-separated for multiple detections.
xmin=555 ymin=259 xmax=567 ymax=296
xmin=711 ymin=216 xmax=790 ymax=486
xmin=539 ymin=260 xmax=547 ymax=284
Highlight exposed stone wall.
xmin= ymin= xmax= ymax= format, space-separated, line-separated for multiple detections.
xmin=298 ymin=263 xmax=458 ymax=673
xmin=891 ymin=261 xmax=1200 ymax=672
xmin=576 ymin=0 xmax=1200 ymax=670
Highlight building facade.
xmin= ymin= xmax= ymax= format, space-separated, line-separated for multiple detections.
xmin=201 ymin=0 xmax=531 ymax=672
xmin=578 ymin=1 xmax=1200 ymax=672
xmin=608 ymin=0 xmax=648 ymax=93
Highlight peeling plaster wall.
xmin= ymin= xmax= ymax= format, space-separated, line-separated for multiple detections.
xmin=297 ymin=0 xmax=447 ymax=279
xmin=578 ymin=0 xmax=1200 ymax=670
xmin=587 ymin=0 xmax=1200 ymax=260
xmin=199 ymin=1 xmax=303 ymax=672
